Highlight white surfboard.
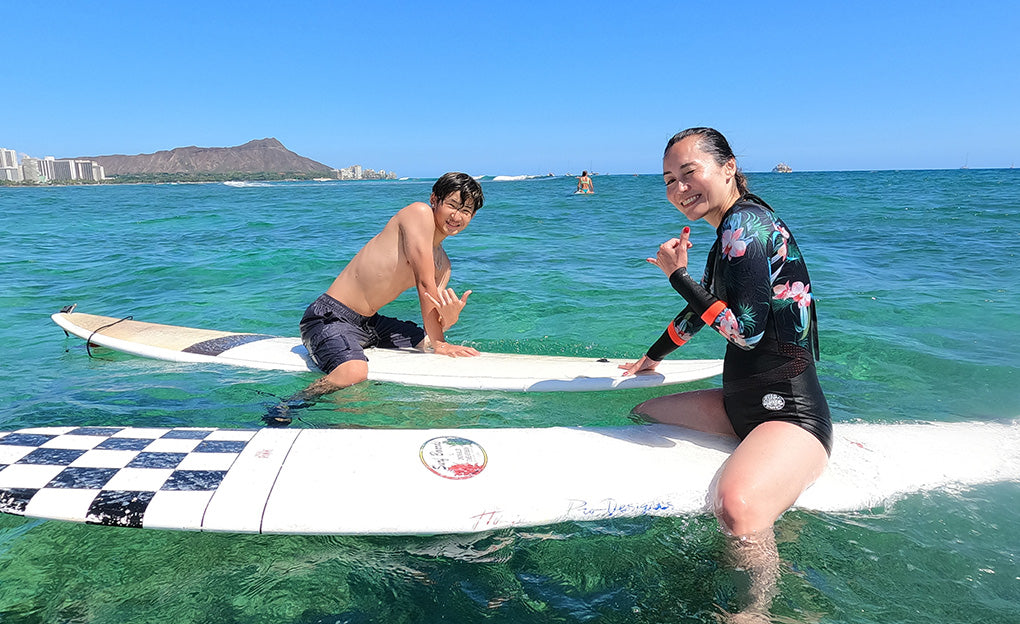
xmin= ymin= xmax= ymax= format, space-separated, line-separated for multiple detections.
xmin=0 ymin=421 xmax=1016 ymax=535
xmin=51 ymin=311 xmax=723 ymax=392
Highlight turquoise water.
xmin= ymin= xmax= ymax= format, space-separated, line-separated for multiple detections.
xmin=0 ymin=171 xmax=1017 ymax=622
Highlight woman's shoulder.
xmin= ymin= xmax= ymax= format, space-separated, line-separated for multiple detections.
xmin=720 ymin=199 xmax=787 ymax=249
xmin=722 ymin=198 xmax=775 ymax=227
xmin=735 ymin=194 xmax=775 ymax=214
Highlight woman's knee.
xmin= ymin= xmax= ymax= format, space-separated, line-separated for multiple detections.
xmin=713 ymin=483 xmax=767 ymax=536
xmin=712 ymin=422 xmax=828 ymax=536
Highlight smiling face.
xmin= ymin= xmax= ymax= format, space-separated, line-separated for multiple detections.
xmin=662 ymin=135 xmax=741 ymax=228
xmin=430 ymin=191 xmax=475 ymax=237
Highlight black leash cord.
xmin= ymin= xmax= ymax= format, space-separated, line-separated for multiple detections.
xmin=85 ymin=316 xmax=133 ymax=358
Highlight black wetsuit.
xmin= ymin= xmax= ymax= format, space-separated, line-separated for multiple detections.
xmin=645 ymin=194 xmax=832 ymax=454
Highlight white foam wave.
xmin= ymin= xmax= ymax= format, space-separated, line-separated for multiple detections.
xmin=492 ymin=175 xmax=548 ymax=182
xmin=223 ymin=181 xmax=272 ymax=188
xmin=798 ymin=420 xmax=1020 ymax=512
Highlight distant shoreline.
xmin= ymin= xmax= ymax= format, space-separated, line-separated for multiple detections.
xmin=0 ymin=171 xmax=352 ymax=188
xmin=1 ymin=167 xmax=1015 ymax=189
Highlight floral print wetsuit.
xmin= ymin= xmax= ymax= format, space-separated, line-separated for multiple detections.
xmin=645 ymin=194 xmax=832 ymax=453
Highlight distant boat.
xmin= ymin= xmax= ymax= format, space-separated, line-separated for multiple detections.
xmin=772 ymin=163 xmax=793 ymax=173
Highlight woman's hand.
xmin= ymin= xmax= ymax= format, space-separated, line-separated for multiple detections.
xmin=619 ymin=355 xmax=661 ymax=377
xmin=647 ymin=226 xmax=693 ymax=277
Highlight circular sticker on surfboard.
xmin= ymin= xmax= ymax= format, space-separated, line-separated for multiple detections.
xmin=420 ymin=436 xmax=487 ymax=479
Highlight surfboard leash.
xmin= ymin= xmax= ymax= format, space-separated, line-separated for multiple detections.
xmin=84 ymin=316 xmax=133 ymax=358
xmin=254 ymin=389 xmax=319 ymax=429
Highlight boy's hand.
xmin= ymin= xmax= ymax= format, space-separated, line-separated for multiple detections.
xmin=432 ymin=341 xmax=480 ymax=357
xmin=426 ymin=288 xmax=472 ymax=330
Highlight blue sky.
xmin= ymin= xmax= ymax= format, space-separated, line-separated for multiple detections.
xmin=4 ymin=1 xmax=1017 ymax=177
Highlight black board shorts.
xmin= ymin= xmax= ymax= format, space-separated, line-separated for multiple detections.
xmin=299 ymin=293 xmax=425 ymax=374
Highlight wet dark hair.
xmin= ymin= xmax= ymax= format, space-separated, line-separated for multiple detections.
xmin=432 ymin=172 xmax=484 ymax=213
xmin=664 ymin=127 xmax=749 ymax=196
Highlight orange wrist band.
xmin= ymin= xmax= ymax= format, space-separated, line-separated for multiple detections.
xmin=667 ymin=322 xmax=687 ymax=346
xmin=700 ymin=300 xmax=727 ymax=325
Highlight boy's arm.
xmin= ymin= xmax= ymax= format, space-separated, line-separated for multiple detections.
xmin=399 ymin=206 xmax=479 ymax=357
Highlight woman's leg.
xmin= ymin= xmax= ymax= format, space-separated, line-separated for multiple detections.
xmin=631 ymin=388 xmax=737 ymax=437
xmin=711 ymin=421 xmax=828 ymax=622
xmin=712 ymin=420 xmax=828 ymax=536
xmin=635 ymin=393 xmax=828 ymax=532
xmin=635 ymin=392 xmax=828 ymax=621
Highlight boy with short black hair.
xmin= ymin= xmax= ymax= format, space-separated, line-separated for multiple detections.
xmin=277 ymin=173 xmax=484 ymax=418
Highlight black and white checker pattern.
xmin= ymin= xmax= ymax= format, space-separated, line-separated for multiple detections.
xmin=0 ymin=426 xmax=256 ymax=528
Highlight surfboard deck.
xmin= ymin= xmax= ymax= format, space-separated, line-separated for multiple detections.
xmin=0 ymin=421 xmax=1016 ymax=535
xmin=51 ymin=311 xmax=724 ymax=392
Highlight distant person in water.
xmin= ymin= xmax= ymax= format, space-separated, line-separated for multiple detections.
xmin=576 ymin=171 xmax=594 ymax=194
xmin=620 ymin=127 xmax=830 ymax=622
xmin=268 ymin=173 xmax=484 ymax=425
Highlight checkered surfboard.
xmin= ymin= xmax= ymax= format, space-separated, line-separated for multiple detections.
xmin=0 ymin=426 xmax=262 ymax=530
xmin=2 ymin=422 xmax=1018 ymax=534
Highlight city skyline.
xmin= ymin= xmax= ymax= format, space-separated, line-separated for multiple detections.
xmin=0 ymin=148 xmax=106 ymax=183
xmin=3 ymin=1 xmax=1017 ymax=177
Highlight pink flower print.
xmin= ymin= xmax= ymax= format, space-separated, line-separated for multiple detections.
xmin=721 ymin=227 xmax=748 ymax=259
xmin=773 ymin=281 xmax=812 ymax=308
xmin=717 ymin=310 xmax=747 ymax=346
xmin=773 ymin=224 xmax=790 ymax=259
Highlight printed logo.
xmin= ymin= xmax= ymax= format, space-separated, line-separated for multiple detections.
xmin=761 ymin=393 xmax=786 ymax=411
xmin=420 ymin=436 xmax=487 ymax=480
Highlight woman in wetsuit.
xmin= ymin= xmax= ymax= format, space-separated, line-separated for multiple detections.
xmin=620 ymin=127 xmax=831 ymax=618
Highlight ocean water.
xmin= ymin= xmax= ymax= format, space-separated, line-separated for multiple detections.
xmin=0 ymin=171 xmax=1017 ymax=623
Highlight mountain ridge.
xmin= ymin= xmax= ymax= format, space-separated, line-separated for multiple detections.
xmin=78 ymin=138 xmax=334 ymax=175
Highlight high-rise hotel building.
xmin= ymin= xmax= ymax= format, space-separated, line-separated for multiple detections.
xmin=0 ymin=148 xmax=105 ymax=182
